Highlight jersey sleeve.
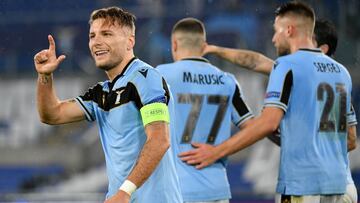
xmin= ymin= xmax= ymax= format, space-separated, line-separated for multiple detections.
xmin=229 ymin=74 xmax=253 ymax=127
xmin=264 ymin=60 xmax=293 ymax=112
xmin=131 ymin=67 xmax=171 ymax=126
xmin=75 ymin=84 xmax=101 ymax=122
xmin=347 ymin=103 xmax=357 ymax=126
xmin=132 ymin=67 xmax=170 ymax=106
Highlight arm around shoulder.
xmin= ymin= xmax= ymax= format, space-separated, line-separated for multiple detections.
xmin=203 ymin=44 xmax=274 ymax=75
xmin=215 ymin=107 xmax=284 ymax=158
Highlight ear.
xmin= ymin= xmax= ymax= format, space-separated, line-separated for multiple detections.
xmin=172 ymin=37 xmax=177 ymax=52
xmin=319 ymin=44 xmax=329 ymax=55
xmin=127 ymin=35 xmax=135 ymax=50
xmin=286 ymin=25 xmax=295 ymax=37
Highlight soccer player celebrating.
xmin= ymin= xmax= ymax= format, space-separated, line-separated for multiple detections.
xmin=203 ymin=19 xmax=358 ymax=203
xmin=182 ymin=2 xmax=353 ymax=202
xmin=34 ymin=7 xmax=182 ymax=203
xmin=157 ymin=18 xmax=254 ymax=203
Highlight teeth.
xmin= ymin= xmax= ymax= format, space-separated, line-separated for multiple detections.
xmin=95 ymin=50 xmax=108 ymax=56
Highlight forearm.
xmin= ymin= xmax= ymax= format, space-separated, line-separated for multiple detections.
xmin=215 ymin=108 xmax=283 ymax=159
xmin=216 ymin=117 xmax=275 ymax=158
xmin=211 ymin=46 xmax=273 ymax=75
xmin=37 ymin=73 xmax=61 ymax=123
xmin=348 ymin=125 xmax=357 ymax=152
xmin=127 ymin=122 xmax=170 ymax=187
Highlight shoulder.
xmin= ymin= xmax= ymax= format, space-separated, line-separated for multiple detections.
xmin=222 ymin=71 xmax=238 ymax=85
xmin=130 ymin=60 xmax=162 ymax=81
xmin=87 ymin=82 xmax=105 ymax=92
xmin=272 ymin=55 xmax=295 ymax=73
xmin=156 ymin=62 xmax=175 ymax=71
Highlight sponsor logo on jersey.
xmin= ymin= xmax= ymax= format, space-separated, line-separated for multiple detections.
xmin=266 ymin=91 xmax=281 ymax=99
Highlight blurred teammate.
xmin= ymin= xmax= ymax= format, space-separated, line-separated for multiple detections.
xmin=203 ymin=19 xmax=358 ymax=203
xmin=156 ymin=18 xmax=253 ymax=203
xmin=33 ymin=6 xmax=182 ymax=203
xmin=180 ymin=2 xmax=353 ymax=202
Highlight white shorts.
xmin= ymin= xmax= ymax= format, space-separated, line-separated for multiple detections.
xmin=275 ymin=193 xmax=344 ymax=203
xmin=184 ymin=200 xmax=229 ymax=203
xmin=343 ymin=183 xmax=358 ymax=203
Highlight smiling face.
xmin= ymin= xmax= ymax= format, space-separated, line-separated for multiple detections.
xmin=89 ymin=18 xmax=133 ymax=71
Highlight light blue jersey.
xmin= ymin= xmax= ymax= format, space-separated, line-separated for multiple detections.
xmin=157 ymin=57 xmax=253 ymax=202
xmin=76 ymin=58 xmax=182 ymax=202
xmin=264 ymin=49 xmax=352 ymax=195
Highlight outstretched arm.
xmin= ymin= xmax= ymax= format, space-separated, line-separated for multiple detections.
xmin=180 ymin=107 xmax=283 ymax=169
xmin=203 ymin=44 xmax=274 ymax=75
xmin=34 ymin=35 xmax=85 ymax=125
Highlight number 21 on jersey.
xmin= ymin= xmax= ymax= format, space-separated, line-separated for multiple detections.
xmin=317 ymin=82 xmax=347 ymax=133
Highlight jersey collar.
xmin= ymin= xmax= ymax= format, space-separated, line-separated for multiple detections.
xmin=181 ymin=57 xmax=210 ymax=63
xmin=108 ymin=57 xmax=137 ymax=90
xmin=298 ymin=48 xmax=322 ymax=53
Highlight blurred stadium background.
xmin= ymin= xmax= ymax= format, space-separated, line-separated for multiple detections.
xmin=0 ymin=0 xmax=359 ymax=202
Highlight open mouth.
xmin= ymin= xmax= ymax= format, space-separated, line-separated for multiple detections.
xmin=94 ymin=50 xmax=109 ymax=56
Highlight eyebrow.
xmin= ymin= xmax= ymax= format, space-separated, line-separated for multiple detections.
xmin=89 ymin=29 xmax=114 ymax=34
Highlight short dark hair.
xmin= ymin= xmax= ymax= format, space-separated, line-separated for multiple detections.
xmin=172 ymin=17 xmax=205 ymax=35
xmin=314 ymin=19 xmax=338 ymax=56
xmin=89 ymin=6 xmax=136 ymax=30
xmin=275 ymin=1 xmax=315 ymax=23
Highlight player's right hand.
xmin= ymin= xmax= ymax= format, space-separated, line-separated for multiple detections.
xmin=34 ymin=35 xmax=66 ymax=75
xmin=179 ymin=142 xmax=219 ymax=169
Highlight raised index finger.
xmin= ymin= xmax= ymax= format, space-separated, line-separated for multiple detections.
xmin=48 ymin=34 xmax=56 ymax=52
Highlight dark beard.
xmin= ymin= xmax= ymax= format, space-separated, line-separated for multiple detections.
xmin=96 ymin=60 xmax=120 ymax=71
xmin=277 ymin=48 xmax=290 ymax=57
xmin=97 ymin=64 xmax=115 ymax=71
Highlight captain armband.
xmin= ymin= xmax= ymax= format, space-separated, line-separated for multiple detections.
xmin=140 ymin=102 xmax=170 ymax=126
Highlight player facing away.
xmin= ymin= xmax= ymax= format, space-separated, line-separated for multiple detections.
xmin=203 ymin=19 xmax=358 ymax=203
xmin=34 ymin=7 xmax=182 ymax=203
xmin=156 ymin=18 xmax=254 ymax=203
xmin=180 ymin=2 xmax=353 ymax=202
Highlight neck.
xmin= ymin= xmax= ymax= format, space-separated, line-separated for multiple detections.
xmin=106 ymin=53 xmax=135 ymax=81
xmin=290 ymin=36 xmax=315 ymax=54
xmin=175 ymin=50 xmax=202 ymax=61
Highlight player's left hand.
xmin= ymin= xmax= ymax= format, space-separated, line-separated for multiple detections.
xmin=104 ymin=190 xmax=130 ymax=203
xmin=178 ymin=142 xmax=218 ymax=169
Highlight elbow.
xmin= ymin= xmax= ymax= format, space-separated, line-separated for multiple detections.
xmin=348 ymin=141 xmax=357 ymax=152
xmin=40 ymin=118 xmax=57 ymax=125
xmin=261 ymin=107 xmax=283 ymax=135
xmin=157 ymin=132 xmax=170 ymax=154
xmin=160 ymin=135 xmax=170 ymax=151
xmin=263 ymin=119 xmax=280 ymax=135
xmin=39 ymin=114 xmax=59 ymax=125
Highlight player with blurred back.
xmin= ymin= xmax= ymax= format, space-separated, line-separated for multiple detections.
xmin=182 ymin=1 xmax=353 ymax=202
xmin=157 ymin=17 xmax=254 ymax=203
xmin=203 ymin=18 xmax=358 ymax=203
